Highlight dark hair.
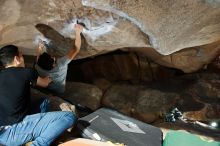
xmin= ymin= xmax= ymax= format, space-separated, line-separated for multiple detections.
xmin=0 ymin=45 xmax=19 ymax=67
xmin=37 ymin=52 xmax=54 ymax=70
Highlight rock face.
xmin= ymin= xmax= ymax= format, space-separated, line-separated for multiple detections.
xmin=102 ymin=84 xmax=179 ymax=123
xmin=76 ymin=51 xmax=178 ymax=82
xmin=30 ymin=69 xmax=220 ymax=125
xmin=208 ymin=55 xmax=220 ymax=73
xmin=183 ymin=75 xmax=220 ymax=121
xmin=0 ymin=0 xmax=220 ymax=72
xmin=130 ymin=41 xmax=220 ymax=73
xmin=102 ymin=72 xmax=220 ymax=123
xmin=82 ymin=0 xmax=220 ymax=55
xmin=0 ymin=0 xmax=149 ymax=57
xmin=63 ymin=82 xmax=103 ymax=110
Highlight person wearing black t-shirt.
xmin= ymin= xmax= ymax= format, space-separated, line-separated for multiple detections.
xmin=0 ymin=45 xmax=76 ymax=146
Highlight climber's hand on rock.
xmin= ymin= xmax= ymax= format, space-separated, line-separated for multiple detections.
xmin=38 ymin=39 xmax=45 ymax=52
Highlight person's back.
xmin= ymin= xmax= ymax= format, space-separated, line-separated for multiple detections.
xmin=0 ymin=67 xmax=37 ymax=126
xmin=35 ymin=54 xmax=71 ymax=94
xmin=35 ymin=24 xmax=83 ymax=95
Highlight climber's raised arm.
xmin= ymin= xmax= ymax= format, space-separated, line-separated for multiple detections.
xmin=67 ymin=24 xmax=83 ymax=60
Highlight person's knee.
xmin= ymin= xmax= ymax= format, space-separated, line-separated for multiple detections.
xmin=62 ymin=111 xmax=77 ymax=127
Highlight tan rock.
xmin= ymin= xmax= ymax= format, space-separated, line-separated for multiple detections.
xmin=93 ymin=78 xmax=112 ymax=92
xmin=102 ymin=84 xmax=179 ymax=123
xmin=81 ymin=52 xmax=177 ymax=82
xmin=134 ymin=89 xmax=179 ymax=123
xmin=129 ymin=41 xmax=220 ymax=73
xmin=1 ymin=0 xmax=219 ymax=73
xmin=63 ymin=82 xmax=103 ymax=110
xmin=208 ymin=55 xmax=220 ymax=74
xmin=83 ymin=0 xmax=220 ymax=55
xmin=183 ymin=77 xmax=220 ymax=121
xmin=102 ymin=84 xmax=139 ymax=115
xmin=102 ymin=72 xmax=220 ymax=123
xmin=0 ymin=0 xmax=149 ymax=56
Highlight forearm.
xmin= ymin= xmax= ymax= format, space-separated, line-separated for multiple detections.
xmin=36 ymin=41 xmax=44 ymax=61
xmin=74 ymin=32 xmax=81 ymax=52
xmin=36 ymin=47 xmax=42 ymax=61
xmin=67 ymin=24 xmax=82 ymax=60
xmin=67 ymin=32 xmax=81 ymax=60
xmin=36 ymin=76 xmax=51 ymax=88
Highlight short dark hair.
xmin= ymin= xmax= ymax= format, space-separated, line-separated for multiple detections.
xmin=37 ymin=52 xmax=54 ymax=70
xmin=0 ymin=45 xmax=19 ymax=67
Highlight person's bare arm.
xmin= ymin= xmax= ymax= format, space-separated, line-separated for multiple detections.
xmin=36 ymin=40 xmax=45 ymax=61
xmin=36 ymin=76 xmax=51 ymax=88
xmin=67 ymin=24 xmax=83 ymax=60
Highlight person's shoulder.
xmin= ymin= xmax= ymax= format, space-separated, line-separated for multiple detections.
xmin=5 ymin=67 xmax=30 ymax=71
xmin=57 ymin=55 xmax=72 ymax=66
xmin=35 ymin=64 xmax=49 ymax=72
xmin=1 ymin=67 xmax=32 ymax=75
xmin=22 ymin=67 xmax=34 ymax=71
xmin=16 ymin=67 xmax=35 ymax=75
xmin=35 ymin=64 xmax=42 ymax=71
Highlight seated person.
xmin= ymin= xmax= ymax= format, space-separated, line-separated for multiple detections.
xmin=0 ymin=45 xmax=76 ymax=146
xmin=35 ymin=24 xmax=83 ymax=95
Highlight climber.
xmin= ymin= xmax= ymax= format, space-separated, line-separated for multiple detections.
xmin=0 ymin=45 xmax=76 ymax=146
xmin=35 ymin=24 xmax=83 ymax=95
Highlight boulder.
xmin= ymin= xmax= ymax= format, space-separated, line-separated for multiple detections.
xmin=102 ymin=84 xmax=140 ymax=115
xmin=0 ymin=0 xmax=148 ymax=57
xmin=63 ymin=82 xmax=103 ymax=110
xmin=102 ymin=72 xmax=220 ymax=123
xmin=182 ymin=75 xmax=220 ymax=121
xmin=134 ymin=89 xmax=179 ymax=123
xmin=80 ymin=51 xmax=178 ymax=82
xmin=102 ymin=84 xmax=179 ymax=123
xmin=1 ymin=0 xmax=220 ymax=72
xmin=128 ymin=41 xmax=220 ymax=73
xmin=82 ymin=0 xmax=220 ymax=55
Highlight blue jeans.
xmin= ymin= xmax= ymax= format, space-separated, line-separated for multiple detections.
xmin=0 ymin=99 xmax=76 ymax=146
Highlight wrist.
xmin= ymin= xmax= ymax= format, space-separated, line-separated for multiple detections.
xmin=76 ymin=31 xmax=81 ymax=34
xmin=76 ymin=32 xmax=81 ymax=35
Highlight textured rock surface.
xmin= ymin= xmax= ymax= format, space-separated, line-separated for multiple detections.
xmin=30 ymin=72 xmax=220 ymax=140
xmin=82 ymin=0 xmax=220 ymax=55
xmin=168 ymin=42 xmax=220 ymax=73
xmin=208 ymin=55 xmax=220 ymax=73
xmin=183 ymin=75 xmax=220 ymax=121
xmin=128 ymin=41 xmax=220 ymax=73
xmin=102 ymin=72 xmax=220 ymax=123
xmin=102 ymin=84 xmax=140 ymax=115
xmin=1 ymin=0 xmax=220 ymax=72
xmin=0 ymin=0 xmax=148 ymax=57
xmin=102 ymin=84 xmax=180 ymax=123
xmin=63 ymin=82 xmax=103 ymax=110
xmin=102 ymin=82 xmax=179 ymax=123
xmin=79 ymin=51 xmax=178 ymax=82
xmin=135 ymin=89 xmax=179 ymax=123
